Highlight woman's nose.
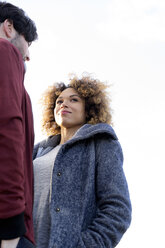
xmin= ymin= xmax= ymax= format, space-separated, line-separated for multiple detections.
xmin=60 ymin=100 xmax=68 ymax=108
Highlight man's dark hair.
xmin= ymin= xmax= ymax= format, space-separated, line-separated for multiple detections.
xmin=0 ymin=2 xmax=38 ymax=42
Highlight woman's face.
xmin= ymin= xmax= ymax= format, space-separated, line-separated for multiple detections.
xmin=54 ymin=88 xmax=86 ymax=130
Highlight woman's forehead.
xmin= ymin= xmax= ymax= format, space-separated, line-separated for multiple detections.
xmin=58 ymin=88 xmax=78 ymax=98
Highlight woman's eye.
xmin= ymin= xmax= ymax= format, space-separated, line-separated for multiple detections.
xmin=71 ymin=98 xmax=78 ymax=102
xmin=56 ymin=100 xmax=63 ymax=104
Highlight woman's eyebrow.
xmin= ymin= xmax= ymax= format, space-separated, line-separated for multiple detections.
xmin=69 ymin=94 xmax=80 ymax=98
xmin=57 ymin=94 xmax=80 ymax=99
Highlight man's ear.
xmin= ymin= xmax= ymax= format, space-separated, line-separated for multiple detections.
xmin=3 ymin=19 xmax=15 ymax=38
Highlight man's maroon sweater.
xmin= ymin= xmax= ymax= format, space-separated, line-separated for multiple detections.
xmin=0 ymin=38 xmax=35 ymax=244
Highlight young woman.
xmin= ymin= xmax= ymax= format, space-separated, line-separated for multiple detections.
xmin=33 ymin=75 xmax=132 ymax=248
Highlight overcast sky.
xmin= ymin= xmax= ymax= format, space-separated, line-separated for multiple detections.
xmin=7 ymin=0 xmax=165 ymax=247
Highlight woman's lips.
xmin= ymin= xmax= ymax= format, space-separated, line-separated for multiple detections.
xmin=60 ymin=110 xmax=71 ymax=115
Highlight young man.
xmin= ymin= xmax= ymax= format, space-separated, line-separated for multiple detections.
xmin=0 ymin=2 xmax=38 ymax=248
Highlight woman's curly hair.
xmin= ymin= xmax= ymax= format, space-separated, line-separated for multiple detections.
xmin=40 ymin=74 xmax=113 ymax=136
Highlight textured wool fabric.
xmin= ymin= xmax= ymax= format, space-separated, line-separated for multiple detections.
xmin=33 ymin=123 xmax=132 ymax=248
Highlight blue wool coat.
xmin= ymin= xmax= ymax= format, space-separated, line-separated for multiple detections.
xmin=33 ymin=123 xmax=131 ymax=248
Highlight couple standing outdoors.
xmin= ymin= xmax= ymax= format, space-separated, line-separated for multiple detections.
xmin=0 ymin=2 xmax=132 ymax=248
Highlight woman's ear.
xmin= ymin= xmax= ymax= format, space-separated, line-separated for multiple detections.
xmin=3 ymin=19 xmax=15 ymax=38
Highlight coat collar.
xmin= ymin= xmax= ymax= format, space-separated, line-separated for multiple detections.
xmin=39 ymin=123 xmax=117 ymax=149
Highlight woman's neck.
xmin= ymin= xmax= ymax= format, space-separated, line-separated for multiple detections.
xmin=60 ymin=126 xmax=82 ymax=144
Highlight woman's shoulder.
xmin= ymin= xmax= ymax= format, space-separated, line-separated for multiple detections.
xmin=33 ymin=134 xmax=61 ymax=159
xmin=35 ymin=135 xmax=61 ymax=148
xmin=74 ymin=123 xmax=118 ymax=141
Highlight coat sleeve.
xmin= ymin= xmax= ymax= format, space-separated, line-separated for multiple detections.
xmin=77 ymin=137 xmax=132 ymax=248
xmin=0 ymin=41 xmax=26 ymax=239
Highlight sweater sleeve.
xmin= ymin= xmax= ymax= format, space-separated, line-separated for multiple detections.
xmin=0 ymin=40 xmax=26 ymax=238
xmin=77 ymin=137 xmax=132 ymax=248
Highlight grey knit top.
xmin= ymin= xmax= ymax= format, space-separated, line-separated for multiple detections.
xmin=33 ymin=145 xmax=61 ymax=248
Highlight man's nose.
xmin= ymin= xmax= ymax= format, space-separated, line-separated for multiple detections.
xmin=23 ymin=50 xmax=30 ymax=61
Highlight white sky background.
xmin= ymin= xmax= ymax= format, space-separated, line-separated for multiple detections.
xmin=8 ymin=0 xmax=165 ymax=247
